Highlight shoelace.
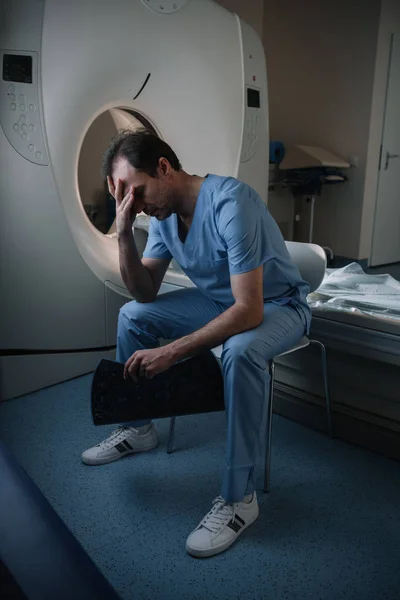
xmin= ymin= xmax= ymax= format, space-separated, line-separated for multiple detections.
xmin=200 ymin=495 xmax=237 ymax=534
xmin=99 ymin=426 xmax=132 ymax=450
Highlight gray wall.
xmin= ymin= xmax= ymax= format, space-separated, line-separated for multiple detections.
xmin=263 ymin=0 xmax=380 ymax=258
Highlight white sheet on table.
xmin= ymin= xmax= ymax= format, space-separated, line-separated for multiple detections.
xmin=308 ymin=262 xmax=400 ymax=322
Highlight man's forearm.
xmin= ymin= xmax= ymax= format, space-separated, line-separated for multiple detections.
xmin=118 ymin=231 xmax=156 ymax=302
xmin=168 ymin=303 xmax=263 ymax=362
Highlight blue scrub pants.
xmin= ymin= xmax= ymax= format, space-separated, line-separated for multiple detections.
xmin=116 ymin=288 xmax=308 ymax=503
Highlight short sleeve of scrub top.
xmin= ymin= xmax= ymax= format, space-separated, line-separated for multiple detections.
xmin=142 ymin=217 xmax=172 ymax=260
xmin=214 ymin=181 xmax=272 ymax=276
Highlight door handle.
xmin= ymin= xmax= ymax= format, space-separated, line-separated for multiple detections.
xmin=384 ymin=151 xmax=400 ymax=170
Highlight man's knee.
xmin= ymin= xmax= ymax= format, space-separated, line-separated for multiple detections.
xmin=222 ymin=334 xmax=267 ymax=370
xmin=118 ymin=299 xmax=155 ymax=331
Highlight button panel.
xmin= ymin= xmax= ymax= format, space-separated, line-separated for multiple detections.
xmin=0 ymin=51 xmax=48 ymax=166
xmin=240 ymin=95 xmax=261 ymax=163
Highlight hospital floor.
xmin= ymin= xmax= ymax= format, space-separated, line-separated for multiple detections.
xmin=1 ymin=374 xmax=400 ymax=600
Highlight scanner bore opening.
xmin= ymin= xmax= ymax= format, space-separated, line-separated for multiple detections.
xmin=77 ymin=108 xmax=157 ymax=235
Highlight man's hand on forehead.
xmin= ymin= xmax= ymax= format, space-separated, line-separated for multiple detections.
xmin=108 ymin=176 xmax=145 ymax=201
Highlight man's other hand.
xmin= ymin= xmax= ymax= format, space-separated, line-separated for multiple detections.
xmin=124 ymin=346 xmax=176 ymax=381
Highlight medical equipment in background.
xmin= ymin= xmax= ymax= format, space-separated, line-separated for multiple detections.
xmin=0 ymin=0 xmax=268 ymax=401
xmin=279 ymin=145 xmax=350 ymax=262
xmin=269 ymin=140 xmax=285 ymax=164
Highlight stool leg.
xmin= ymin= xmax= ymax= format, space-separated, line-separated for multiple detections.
xmin=167 ymin=417 xmax=176 ymax=454
xmin=310 ymin=339 xmax=333 ymax=438
xmin=264 ymin=360 xmax=275 ymax=493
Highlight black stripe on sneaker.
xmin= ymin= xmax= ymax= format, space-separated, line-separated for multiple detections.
xmin=123 ymin=440 xmax=133 ymax=451
xmin=235 ymin=514 xmax=245 ymax=527
xmin=227 ymin=518 xmax=244 ymax=533
xmin=115 ymin=443 xmax=128 ymax=453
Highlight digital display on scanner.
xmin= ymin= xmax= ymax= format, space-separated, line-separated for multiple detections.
xmin=247 ymin=88 xmax=260 ymax=108
xmin=3 ymin=54 xmax=32 ymax=83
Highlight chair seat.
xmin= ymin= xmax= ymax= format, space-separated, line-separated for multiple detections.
xmin=275 ymin=336 xmax=310 ymax=358
xmin=210 ymin=337 xmax=310 ymax=361
xmin=211 ymin=345 xmax=223 ymax=359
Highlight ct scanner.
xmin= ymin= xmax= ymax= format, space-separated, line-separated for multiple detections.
xmin=0 ymin=0 xmax=269 ymax=400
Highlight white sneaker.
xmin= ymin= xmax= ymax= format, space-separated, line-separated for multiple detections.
xmin=186 ymin=492 xmax=259 ymax=558
xmin=81 ymin=424 xmax=158 ymax=466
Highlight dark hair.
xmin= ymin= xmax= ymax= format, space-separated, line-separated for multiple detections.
xmin=102 ymin=128 xmax=181 ymax=179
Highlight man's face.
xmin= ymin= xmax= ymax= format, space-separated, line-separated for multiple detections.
xmin=111 ymin=157 xmax=175 ymax=220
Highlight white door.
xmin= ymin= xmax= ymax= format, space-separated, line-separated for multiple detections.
xmin=370 ymin=33 xmax=400 ymax=267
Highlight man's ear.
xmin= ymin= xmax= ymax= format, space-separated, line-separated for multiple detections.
xmin=158 ymin=157 xmax=171 ymax=177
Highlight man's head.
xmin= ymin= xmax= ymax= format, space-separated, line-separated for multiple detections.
xmin=102 ymin=128 xmax=182 ymax=219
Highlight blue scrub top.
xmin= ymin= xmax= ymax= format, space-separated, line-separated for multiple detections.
xmin=143 ymin=174 xmax=311 ymax=327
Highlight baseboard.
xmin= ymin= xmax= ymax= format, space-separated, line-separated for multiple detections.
xmin=273 ymin=382 xmax=400 ymax=462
